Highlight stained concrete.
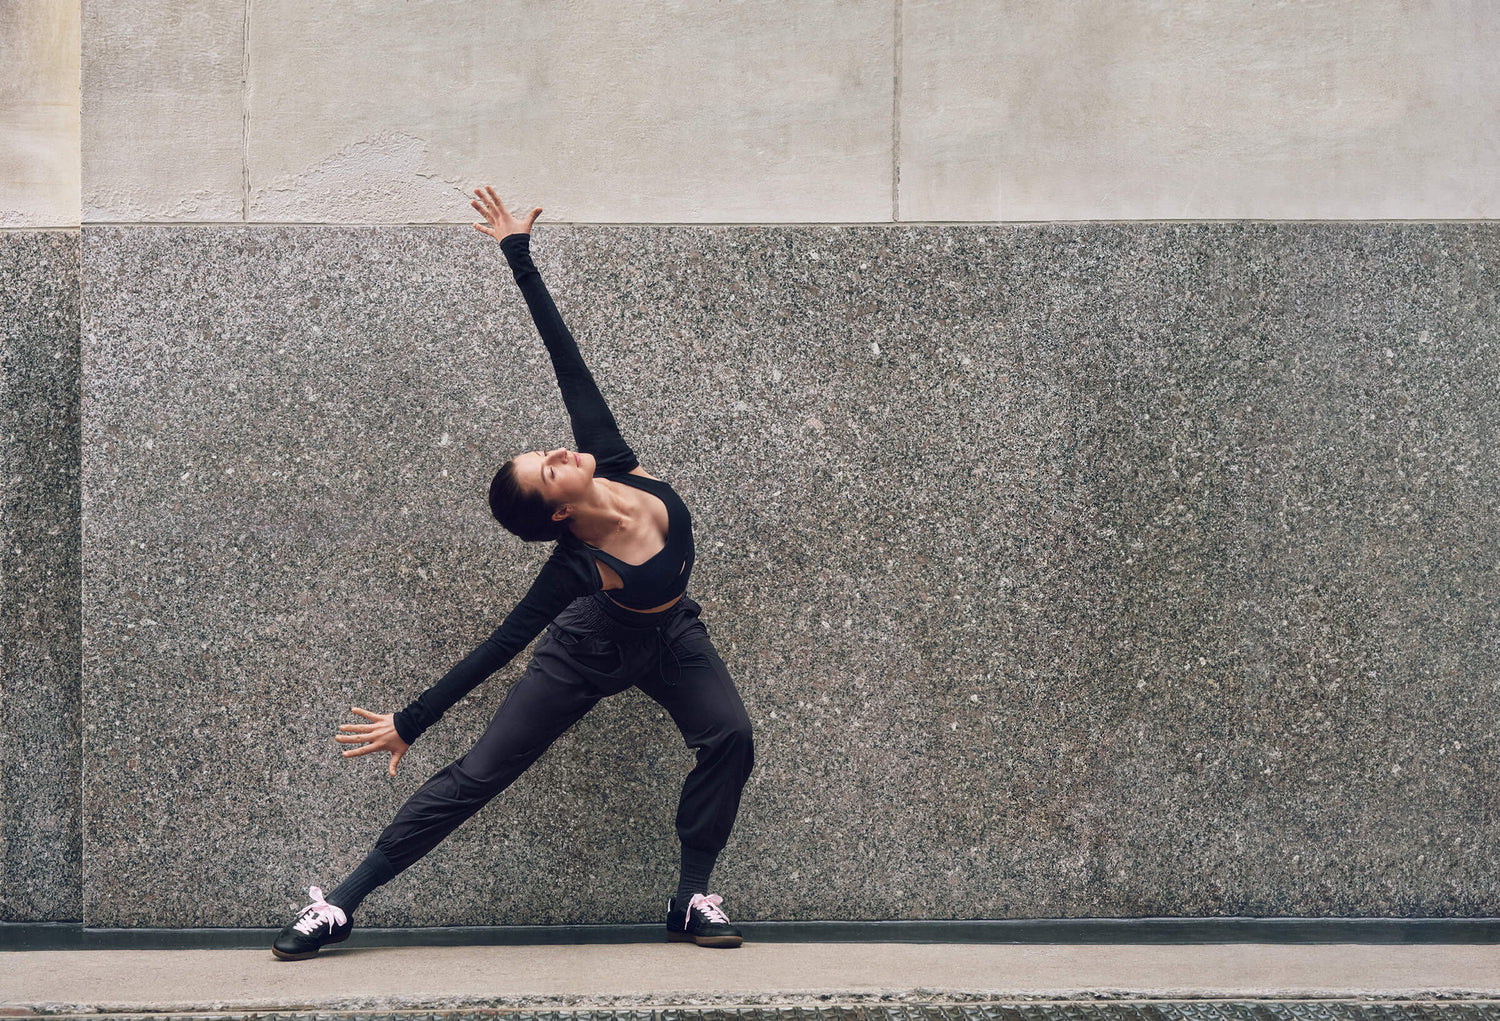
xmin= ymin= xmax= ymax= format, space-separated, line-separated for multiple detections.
xmin=0 ymin=231 xmax=82 ymax=921
xmin=82 ymin=0 xmax=896 ymax=224
xmin=80 ymin=0 xmax=244 ymax=222
xmin=6 ymin=943 xmax=1500 ymax=1011
xmin=75 ymin=2 xmax=1500 ymax=224
xmin=243 ymin=0 xmax=894 ymax=223
xmin=79 ymin=223 xmax=1500 ymax=928
xmin=0 ymin=1 xmax=80 ymax=226
xmin=900 ymin=1 xmax=1500 ymax=221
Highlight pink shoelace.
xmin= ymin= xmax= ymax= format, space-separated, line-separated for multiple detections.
xmin=688 ymin=892 xmax=731 ymax=924
xmin=291 ymin=885 xmax=347 ymax=935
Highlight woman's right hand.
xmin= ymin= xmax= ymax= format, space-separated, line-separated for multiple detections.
xmin=336 ymin=706 xmax=410 ymax=777
xmin=472 ymin=185 xmax=541 ymax=242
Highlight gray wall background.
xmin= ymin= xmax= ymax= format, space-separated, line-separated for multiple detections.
xmin=1 ymin=1 xmax=1497 ymax=925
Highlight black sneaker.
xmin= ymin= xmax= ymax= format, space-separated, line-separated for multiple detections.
xmin=272 ymin=886 xmax=353 ymax=961
xmin=666 ymin=892 xmax=743 ymax=948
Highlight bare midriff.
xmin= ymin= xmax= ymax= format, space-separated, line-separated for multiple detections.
xmin=605 ymin=592 xmax=683 ymax=614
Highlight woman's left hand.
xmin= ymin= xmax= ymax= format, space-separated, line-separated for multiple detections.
xmin=472 ymin=185 xmax=541 ymax=241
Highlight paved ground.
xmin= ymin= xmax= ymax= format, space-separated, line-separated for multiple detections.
xmin=3 ymin=943 xmax=1500 ymax=1013
xmin=4 ymin=1007 xmax=1500 ymax=1021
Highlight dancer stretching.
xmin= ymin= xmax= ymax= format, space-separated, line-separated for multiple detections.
xmin=272 ymin=187 xmax=754 ymax=960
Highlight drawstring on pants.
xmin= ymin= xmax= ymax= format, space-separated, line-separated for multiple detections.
xmin=576 ymin=591 xmax=691 ymax=688
xmin=655 ymin=625 xmax=684 ymax=687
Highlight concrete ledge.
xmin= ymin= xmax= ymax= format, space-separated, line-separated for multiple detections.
xmin=5 ymin=1009 xmax=1500 ymax=1021
xmin=4 ymin=943 xmax=1500 ymax=1012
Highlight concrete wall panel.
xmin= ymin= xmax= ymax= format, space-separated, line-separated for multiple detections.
xmin=1 ymin=231 xmax=81 ymax=921
xmin=70 ymin=1 xmax=1500 ymax=225
xmin=81 ymin=0 xmax=245 ymax=222
xmin=0 ymin=1 xmax=80 ymax=227
xmin=900 ymin=1 xmax=1500 ymax=222
xmin=81 ymin=223 xmax=1499 ymax=926
xmin=245 ymin=0 xmax=894 ymax=223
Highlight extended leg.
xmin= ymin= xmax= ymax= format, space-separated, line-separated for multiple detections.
xmin=275 ymin=626 xmax=620 ymax=960
xmin=370 ymin=637 xmax=607 ymax=877
xmin=320 ymin=634 xmax=606 ymax=918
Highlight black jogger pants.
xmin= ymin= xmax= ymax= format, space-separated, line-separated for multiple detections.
xmin=371 ymin=593 xmax=754 ymax=876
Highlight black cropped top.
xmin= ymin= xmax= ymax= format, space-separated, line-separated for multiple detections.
xmin=586 ymin=473 xmax=694 ymax=610
xmin=391 ymin=233 xmax=695 ymax=745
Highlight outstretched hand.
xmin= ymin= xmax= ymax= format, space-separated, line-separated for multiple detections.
xmin=472 ymin=185 xmax=541 ymax=242
xmin=336 ymin=706 xmax=409 ymax=777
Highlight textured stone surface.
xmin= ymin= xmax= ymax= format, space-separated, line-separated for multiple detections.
xmin=9 ymin=941 xmax=1500 ymax=1009
xmin=0 ymin=231 xmax=82 ymax=920
xmin=81 ymin=223 xmax=1500 ymax=927
xmin=900 ymin=1 xmax=1500 ymax=220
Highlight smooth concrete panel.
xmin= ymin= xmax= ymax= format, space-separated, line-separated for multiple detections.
xmin=245 ymin=0 xmax=893 ymax=223
xmin=900 ymin=1 xmax=1500 ymax=221
xmin=81 ymin=224 xmax=1498 ymax=927
xmin=0 ymin=1 xmax=80 ymax=226
xmin=0 ymin=231 xmax=82 ymax=921
xmin=81 ymin=0 xmax=244 ymax=222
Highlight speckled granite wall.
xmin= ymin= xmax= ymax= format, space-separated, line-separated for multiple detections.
xmin=80 ymin=224 xmax=1499 ymax=927
xmin=1 ymin=232 xmax=82 ymax=921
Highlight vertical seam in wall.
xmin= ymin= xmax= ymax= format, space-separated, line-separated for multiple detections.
xmin=74 ymin=227 xmax=85 ymax=923
xmin=75 ymin=226 xmax=85 ymax=917
xmin=241 ymin=0 xmax=252 ymax=222
xmin=891 ymin=0 xmax=903 ymax=222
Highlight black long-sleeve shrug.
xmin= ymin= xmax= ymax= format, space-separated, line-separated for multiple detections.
xmin=391 ymin=233 xmax=639 ymax=745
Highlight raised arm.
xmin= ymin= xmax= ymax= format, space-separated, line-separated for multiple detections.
xmin=472 ymin=187 xmax=638 ymax=475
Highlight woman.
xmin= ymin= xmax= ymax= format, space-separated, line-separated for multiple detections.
xmin=272 ymin=187 xmax=754 ymax=960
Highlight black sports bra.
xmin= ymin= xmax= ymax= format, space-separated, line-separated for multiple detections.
xmin=585 ymin=473 xmax=695 ymax=610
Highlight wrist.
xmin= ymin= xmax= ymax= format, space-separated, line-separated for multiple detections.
xmin=392 ymin=709 xmax=421 ymax=746
xmin=499 ymin=232 xmax=532 ymax=271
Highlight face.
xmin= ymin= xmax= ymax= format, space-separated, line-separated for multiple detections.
xmin=513 ymin=447 xmax=596 ymax=521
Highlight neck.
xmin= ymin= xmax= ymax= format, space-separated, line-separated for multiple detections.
xmin=565 ymin=478 xmax=633 ymax=546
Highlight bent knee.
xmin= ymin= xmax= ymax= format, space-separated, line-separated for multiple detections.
xmin=713 ymin=715 xmax=754 ymax=765
xmin=709 ymin=707 xmax=751 ymax=744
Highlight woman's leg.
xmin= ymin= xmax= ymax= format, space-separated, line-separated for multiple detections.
xmin=274 ymin=615 xmax=631 ymax=959
xmin=331 ymin=627 xmax=617 ymax=912
xmin=273 ymin=629 xmax=610 ymax=960
xmin=636 ymin=609 xmax=755 ymax=903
